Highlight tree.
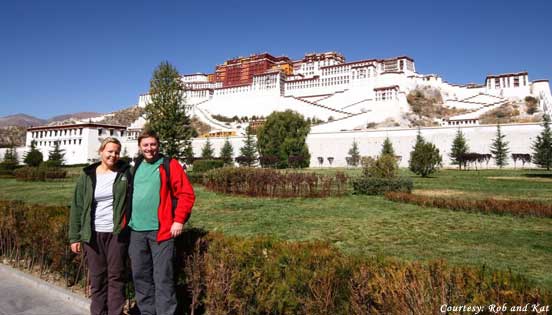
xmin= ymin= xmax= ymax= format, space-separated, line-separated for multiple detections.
xmin=144 ymin=61 xmax=195 ymax=160
xmin=200 ymin=138 xmax=215 ymax=159
xmin=449 ymin=129 xmax=469 ymax=170
xmin=381 ymin=137 xmax=395 ymax=157
xmin=257 ymin=110 xmax=310 ymax=168
xmin=46 ymin=141 xmax=65 ymax=167
xmin=409 ymin=130 xmax=442 ymax=177
xmin=525 ymin=96 xmax=539 ymax=115
xmin=238 ymin=126 xmax=258 ymax=167
xmin=347 ymin=140 xmax=361 ymax=167
xmin=1 ymin=146 xmax=19 ymax=170
xmin=532 ymin=114 xmax=552 ymax=170
xmin=490 ymin=124 xmax=509 ymax=168
xmin=219 ymin=138 xmax=234 ymax=165
xmin=23 ymin=140 xmax=43 ymax=167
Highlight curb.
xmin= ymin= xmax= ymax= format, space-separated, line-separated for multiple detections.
xmin=0 ymin=262 xmax=90 ymax=312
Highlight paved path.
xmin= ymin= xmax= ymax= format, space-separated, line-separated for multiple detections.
xmin=0 ymin=266 xmax=88 ymax=315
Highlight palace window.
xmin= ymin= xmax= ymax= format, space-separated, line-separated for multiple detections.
xmin=514 ymin=77 xmax=519 ymax=87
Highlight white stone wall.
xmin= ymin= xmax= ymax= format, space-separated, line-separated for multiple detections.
xmin=190 ymin=123 xmax=543 ymax=169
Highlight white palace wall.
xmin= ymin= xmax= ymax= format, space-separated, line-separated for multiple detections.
xmin=191 ymin=123 xmax=542 ymax=168
xmin=2 ymin=122 xmax=543 ymax=168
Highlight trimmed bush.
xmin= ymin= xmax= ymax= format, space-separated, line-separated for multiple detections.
xmin=186 ymin=172 xmax=205 ymax=185
xmin=14 ymin=166 xmax=67 ymax=181
xmin=1 ymin=199 xmax=550 ymax=315
xmin=361 ymin=155 xmax=398 ymax=179
xmin=352 ymin=177 xmax=413 ymax=195
xmin=385 ymin=192 xmax=552 ymax=218
xmin=192 ymin=159 xmax=224 ymax=173
xmin=204 ymin=167 xmax=349 ymax=197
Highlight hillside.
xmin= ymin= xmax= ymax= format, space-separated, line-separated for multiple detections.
xmin=0 ymin=114 xmax=46 ymax=128
xmin=48 ymin=112 xmax=103 ymax=124
xmin=0 ymin=126 xmax=26 ymax=147
xmin=95 ymin=105 xmax=144 ymax=126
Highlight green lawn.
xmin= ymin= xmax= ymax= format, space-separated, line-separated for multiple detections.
xmin=1 ymin=168 xmax=551 ymax=289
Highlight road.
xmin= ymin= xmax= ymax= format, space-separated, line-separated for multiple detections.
xmin=0 ymin=266 xmax=87 ymax=315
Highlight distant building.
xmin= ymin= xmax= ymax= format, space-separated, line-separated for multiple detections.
xmin=26 ymin=123 xmax=127 ymax=164
xmin=137 ymin=52 xmax=551 ymax=134
xmin=5 ymin=51 xmax=550 ymax=168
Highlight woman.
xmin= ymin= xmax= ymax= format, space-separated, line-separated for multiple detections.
xmin=69 ymin=137 xmax=132 ymax=315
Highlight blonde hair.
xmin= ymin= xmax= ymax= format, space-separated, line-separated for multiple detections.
xmin=98 ymin=137 xmax=122 ymax=153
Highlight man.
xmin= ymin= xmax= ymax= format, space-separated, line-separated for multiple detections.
xmin=128 ymin=130 xmax=195 ymax=315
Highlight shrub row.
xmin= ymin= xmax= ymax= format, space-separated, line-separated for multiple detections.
xmin=385 ymin=192 xmax=552 ymax=218
xmin=204 ymin=167 xmax=349 ymax=197
xmin=0 ymin=200 xmax=550 ymax=315
xmin=352 ymin=177 xmax=413 ymax=195
xmin=13 ymin=166 xmax=67 ymax=181
xmin=192 ymin=159 xmax=225 ymax=173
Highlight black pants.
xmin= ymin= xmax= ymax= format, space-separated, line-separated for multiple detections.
xmin=83 ymin=231 xmax=128 ymax=315
xmin=128 ymin=230 xmax=176 ymax=315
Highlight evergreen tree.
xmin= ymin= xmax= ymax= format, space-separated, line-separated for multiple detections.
xmin=24 ymin=140 xmax=43 ymax=167
xmin=381 ymin=137 xmax=395 ymax=156
xmin=200 ymin=138 xmax=215 ymax=159
xmin=238 ymin=126 xmax=258 ymax=167
xmin=1 ymin=146 xmax=19 ymax=170
xmin=257 ymin=110 xmax=310 ymax=168
xmin=490 ymin=124 xmax=509 ymax=168
xmin=184 ymin=145 xmax=194 ymax=165
xmin=145 ymin=61 xmax=195 ymax=160
xmin=409 ymin=130 xmax=442 ymax=177
xmin=532 ymin=114 xmax=552 ymax=170
xmin=46 ymin=141 xmax=65 ymax=167
xmin=449 ymin=129 xmax=469 ymax=170
xmin=347 ymin=140 xmax=361 ymax=166
xmin=220 ymin=138 xmax=234 ymax=165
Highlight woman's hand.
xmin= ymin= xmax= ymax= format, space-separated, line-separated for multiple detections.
xmin=70 ymin=242 xmax=81 ymax=254
xmin=170 ymin=222 xmax=184 ymax=238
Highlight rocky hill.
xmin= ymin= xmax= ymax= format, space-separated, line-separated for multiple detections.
xmin=0 ymin=114 xmax=46 ymax=128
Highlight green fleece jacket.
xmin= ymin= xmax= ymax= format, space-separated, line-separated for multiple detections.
xmin=68 ymin=160 xmax=131 ymax=244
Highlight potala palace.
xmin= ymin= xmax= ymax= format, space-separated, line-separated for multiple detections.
xmin=6 ymin=51 xmax=552 ymax=167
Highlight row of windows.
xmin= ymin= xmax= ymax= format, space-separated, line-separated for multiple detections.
xmin=98 ymin=129 xmax=125 ymax=137
xmin=322 ymin=66 xmax=351 ymax=76
xmin=286 ymin=76 xmax=351 ymax=90
xmin=32 ymin=128 xmax=83 ymax=138
xmin=446 ymin=119 xmax=478 ymax=126
xmin=375 ymin=90 xmax=398 ymax=101
xmin=488 ymin=76 xmax=527 ymax=89
xmin=36 ymin=139 xmax=82 ymax=147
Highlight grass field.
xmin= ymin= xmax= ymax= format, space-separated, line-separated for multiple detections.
xmin=1 ymin=167 xmax=551 ymax=289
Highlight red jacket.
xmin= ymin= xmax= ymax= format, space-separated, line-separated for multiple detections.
xmin=133 ymin=155 xmax=195 ymax=242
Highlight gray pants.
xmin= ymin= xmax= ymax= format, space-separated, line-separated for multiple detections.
xmin=84 ymin=231 xmax=128 ymax=315
xmin=128 ymin=230 xmax=176 ymax=315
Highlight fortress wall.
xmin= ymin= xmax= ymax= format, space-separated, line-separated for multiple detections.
xmin=191 ymin=123 xmax=543 ymax=168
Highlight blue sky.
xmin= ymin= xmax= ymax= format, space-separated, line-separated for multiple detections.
xmin=2 ymin=0 xmax=551 ymax=118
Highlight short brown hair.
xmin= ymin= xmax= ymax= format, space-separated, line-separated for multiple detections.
xmin=98 ymin=137 xmax=121 ymax=153
xmin=138 ymin=129 xmax=159 ymax=145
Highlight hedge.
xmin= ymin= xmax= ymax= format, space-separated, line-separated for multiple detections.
xmin=385 ymin=192 xmax=552 ymax=218
xmin=192 ymin=160 xmax=225 ymax=174
xmin=204 ymin=167 xmax=349 ymax=197
xmin=352 ymin=177 xmax=413 ymax=195
xmin=0 ymin=200 xmax=550 ymax=315
xmin=13 ymin=166 xmax=67 ymax=181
